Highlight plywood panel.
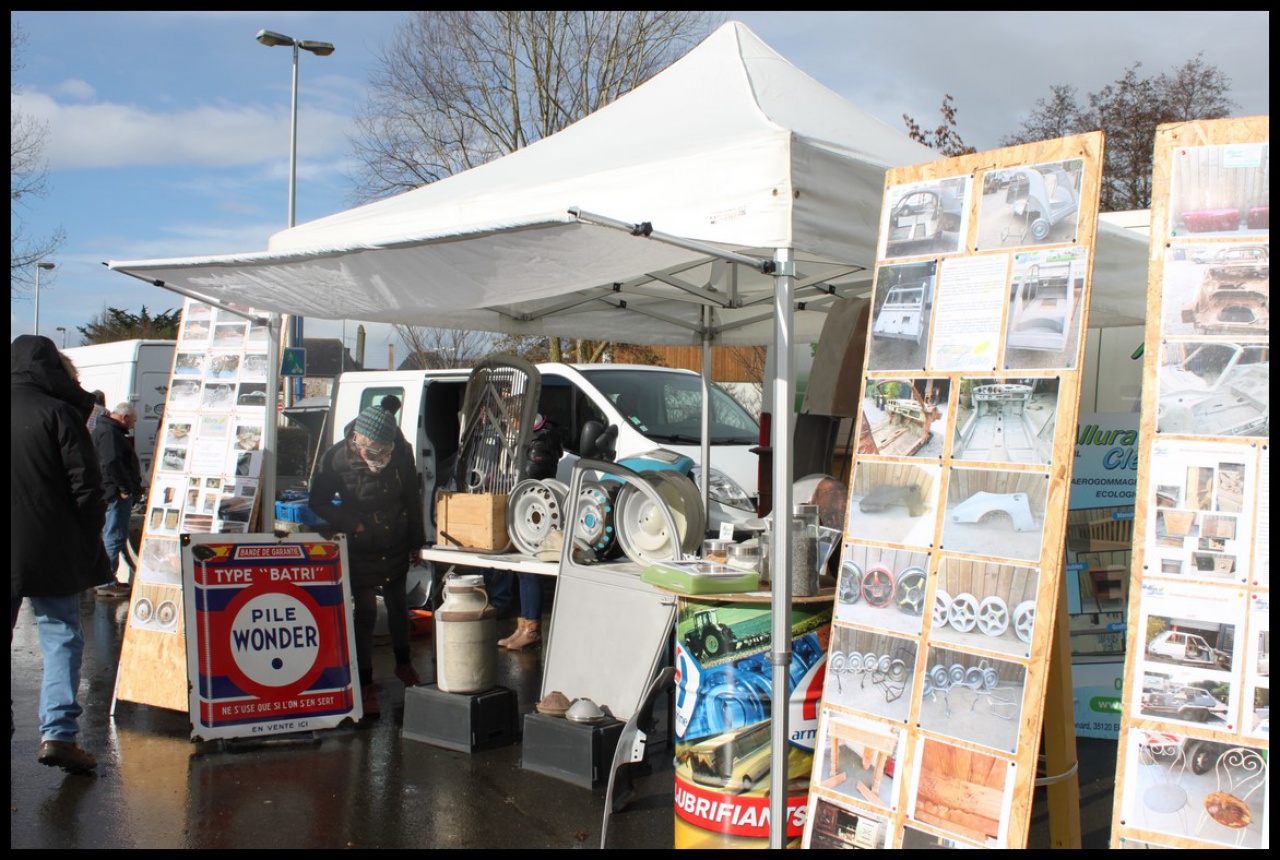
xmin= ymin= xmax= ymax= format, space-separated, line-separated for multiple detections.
xmin=808 ymin=132 xmax=1107 ymax=849
xmin=1109 ymin=116 xmax=1269 ymax=850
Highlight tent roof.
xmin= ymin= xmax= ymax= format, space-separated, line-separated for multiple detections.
xmin=108 ymin=21 xmax=1148 ymax=344
xmin=107 ymin=22 xmax=939 ymax=346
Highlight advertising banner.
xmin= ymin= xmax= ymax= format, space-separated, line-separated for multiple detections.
xmin=183 ymin=532 xmax=361 ymax=741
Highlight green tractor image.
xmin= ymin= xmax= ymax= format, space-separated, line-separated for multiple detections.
xmin=682 ymin=608 xmax=771 ymax=663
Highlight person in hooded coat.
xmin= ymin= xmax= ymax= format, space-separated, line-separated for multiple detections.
xmin=310 ymin=404 xmax=425 ymax=720
xmin=11 ymin=334 xmax=112 ymax=773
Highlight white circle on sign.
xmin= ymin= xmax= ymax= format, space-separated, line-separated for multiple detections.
xmin=230 ymin=592 xmax=320 ymax=689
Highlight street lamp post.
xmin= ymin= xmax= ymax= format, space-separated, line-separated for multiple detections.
xmin=56 ymin=326 xmax=68 ymax=348
xmin=256 ymin=29 xmax=334 ymax=405
xmin=33 ymin=261 xmax=55 ymax=337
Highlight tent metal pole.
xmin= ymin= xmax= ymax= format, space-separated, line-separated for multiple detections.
xmin=261 ymin=312 xmax=283 ymax=523
xmin=700 ymin=304 xmax=712 ymax=520
xmin=569 ymin=207 xmax=775 ymax=274
xmin=768 ymin=248 xmax=796 ymax=849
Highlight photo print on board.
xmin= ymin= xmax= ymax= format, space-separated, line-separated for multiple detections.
xmin=932 ymin=556 xmax=1039 ymax=659
xmin=857 ymin=376 xmax=949 ymax=459
xmin=867 ymin=259 xmax=938 ymax=372
xmin=940 ymin=467 xmax=1048 ymax=563
xmin=846 ymin=461 xmax=941 ymax=550
xmin=952 ymin=376 xmax=1059 ymax=465
xmin=976 ymin=158 xmax=1084 ymax=249
xmin=836 ymin=543 xmax=931 ymax=637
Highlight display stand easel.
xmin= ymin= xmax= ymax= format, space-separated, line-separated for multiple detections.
xmin=801 ymin=132 xmax=1106 ymax=849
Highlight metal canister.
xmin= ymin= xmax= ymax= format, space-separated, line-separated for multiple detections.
xmin=701 ymin=538 xmax=732 ymax=564
xmin=792 ymin=504 xmax=820 ymax=597
xmin=726 ymin=540 xmax=761 ymax=573
xmin=434 ymin=572 xmax=496 ymax=693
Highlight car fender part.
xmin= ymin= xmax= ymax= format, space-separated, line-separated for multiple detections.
xmin=859 ymin=483 xmax=928 ymax=517
xmin=950 ymin=491 xmax=1037 ymax=532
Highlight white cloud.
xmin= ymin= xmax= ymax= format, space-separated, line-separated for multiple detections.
xmin=55 ymin=78 xmax=97 ymax=100
xmin=14 ymin=91 xmax=354 ymax=171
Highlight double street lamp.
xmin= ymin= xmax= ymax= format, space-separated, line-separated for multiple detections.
xmin=33 ymin=260 xmax=55 ymax=338
xmin=256 ymin=28 xmax=334 ymax=403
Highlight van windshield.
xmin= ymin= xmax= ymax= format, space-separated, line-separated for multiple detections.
xmin=577 ymin=368 xmax=758 ymax=444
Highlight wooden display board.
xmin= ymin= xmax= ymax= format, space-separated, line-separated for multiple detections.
xmin=115 ymin=298 xmax=271 ymax=712
xmin=802 ymin=132 xmax=1105 ymax=849
xmin=1109 ymin=117 xmax=1269 ymax=850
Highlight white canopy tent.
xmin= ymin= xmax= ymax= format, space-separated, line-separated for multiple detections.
xmin=110 ymin=21 xmax=1148 ymax=845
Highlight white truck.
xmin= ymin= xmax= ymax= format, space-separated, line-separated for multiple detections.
xmin=320 ymin=363 xmax=762 ymax=544
xmin=60 ymin=339 xmax=176 ymax=480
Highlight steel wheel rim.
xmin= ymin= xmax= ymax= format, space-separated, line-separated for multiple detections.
xmin=976 ymin=596 xmax=1010 ymax=637
xmin=949 ymin=592 xmax=979 ymax=632
xmin=507 ymin=479 xmax=563 ymax=556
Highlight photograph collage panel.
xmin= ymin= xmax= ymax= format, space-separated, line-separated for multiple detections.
xmin=1136 ymin=581 xmax=1244 ymax=730
xmin=1144 ymin=440 xmax=1256 ymax=585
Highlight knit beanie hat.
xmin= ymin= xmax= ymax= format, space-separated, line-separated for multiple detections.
xmin=354 ymin=404 xmax=397 ymax=447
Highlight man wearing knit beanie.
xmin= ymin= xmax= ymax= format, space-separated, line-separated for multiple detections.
xmin=310 ymin=402 xmax=425 ymax=721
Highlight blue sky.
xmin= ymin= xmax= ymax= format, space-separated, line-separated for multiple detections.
xmin=11 ymin=11 xmax=1269 ymax=363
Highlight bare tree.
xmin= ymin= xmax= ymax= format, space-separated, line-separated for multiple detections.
xmin=351 ymin=11 xmax=722 ymax=363
xmin=11 ymin=21 xmax=65 ymax=297
xmin=1002 ymin=54 xmax=1237 ymax=211
xmin=392 ymin=324 xmax=493 ymax=369
xmin=902 ymin=94 xmax=976 ymax=157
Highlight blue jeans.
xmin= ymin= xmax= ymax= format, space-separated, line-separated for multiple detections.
xmin=517 ymin=573 xmax=542 ymax=622
xmin=11 ymin=594 xmax=85 ymax=743
xmin=102 ymin=493 xmax=134 ymax=580
xmin=482 ymin=569 xmax=517 ymax=615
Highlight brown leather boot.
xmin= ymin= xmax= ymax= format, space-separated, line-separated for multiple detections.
xmin=497 ymin=618 xmax=526 ymax=648
xmin=504 ymin=619 xmax=541 ymax=651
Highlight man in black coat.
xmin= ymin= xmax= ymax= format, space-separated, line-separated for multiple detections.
xmin=10 ymin=334 xmax=112 ymax=773
xmin=92 ymin=402 xmax=143 ymax=598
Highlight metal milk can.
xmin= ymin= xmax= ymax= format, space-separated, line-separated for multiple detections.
xmin=434 ymin=572 xmax=496 ymax=693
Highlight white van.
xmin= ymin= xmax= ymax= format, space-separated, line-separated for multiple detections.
xmin=61 ymin=339 xmax=176 ymax=480
xmin=325 ymin=363 xmax=761 ymax=542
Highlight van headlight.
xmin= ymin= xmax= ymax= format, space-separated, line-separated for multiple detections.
xmin=691 ymin=467 xmax=755 ymax=512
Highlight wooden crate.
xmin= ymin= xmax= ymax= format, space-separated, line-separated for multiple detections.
xmin=436 ymin=492 xmax=510 ymax=551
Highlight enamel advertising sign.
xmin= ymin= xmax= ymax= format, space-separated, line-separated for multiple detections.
xmin=183 ymin=532 xmax=362 ymax=741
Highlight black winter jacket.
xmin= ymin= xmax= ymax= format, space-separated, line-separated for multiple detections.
xmin=308 ymin=433 xmax=425 ymax=589
xmin=11 ymin=335 xmax=112 ymax=598
xmin=93 ymin=413 xmax=143 ymax=500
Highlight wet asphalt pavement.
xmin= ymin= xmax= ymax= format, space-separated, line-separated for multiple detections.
xmin=11 ymin=591 xmax=1118 ymax=849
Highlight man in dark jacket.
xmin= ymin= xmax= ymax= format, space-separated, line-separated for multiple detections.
xmin=309 ymin=404 xmax=425 ymax=720
xmin=92 ymin=402 xmax=142 ymax=598
xmin=11 ymin=334 xmax=112 ymax=773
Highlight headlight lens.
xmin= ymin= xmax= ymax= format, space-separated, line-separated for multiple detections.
xmin=691 ymin=467 xmax=755 ymax=512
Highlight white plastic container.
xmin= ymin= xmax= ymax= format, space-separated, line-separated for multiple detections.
xmin=434 ymin=573 xmax=496 ymax=693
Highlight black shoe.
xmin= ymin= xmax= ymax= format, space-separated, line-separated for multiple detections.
xmin=95 ymin=583 xmax=131 ymax=599
xmin=38 ymin=740 xmax=98 ymax=774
